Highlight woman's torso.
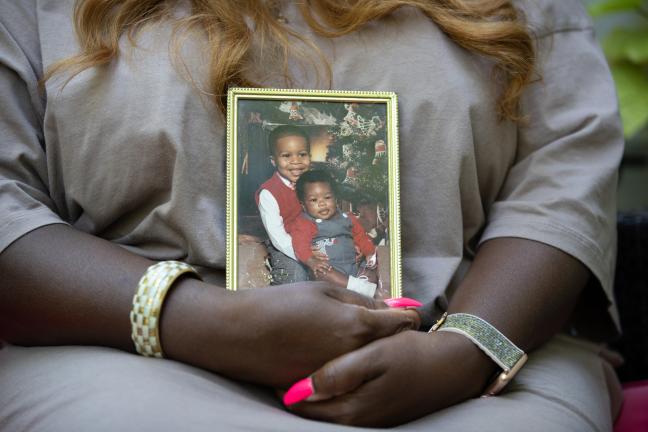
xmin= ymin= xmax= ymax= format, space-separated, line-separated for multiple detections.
xmin=12 ymin=0 xmax=620 ymax=342
xmin=35 ymin=0 xmax=514 ymax=302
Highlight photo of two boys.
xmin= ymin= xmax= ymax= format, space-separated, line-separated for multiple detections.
xmin=235 ymin=98 xmax=393 ymax=299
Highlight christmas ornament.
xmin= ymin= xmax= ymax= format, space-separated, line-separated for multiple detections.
xmin=278 ymin=101 xmax=304 ymax=121
xmin=372 ymin=139 xmax=387 ymax=165
xmin=289 ymin=102 xmax=304 ymax=121
xmin=343 ymin=166 xmax=359 ymax=186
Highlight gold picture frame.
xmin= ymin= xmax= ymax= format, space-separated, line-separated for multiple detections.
xmin=226 ymin=87 xmax=401 ymax=300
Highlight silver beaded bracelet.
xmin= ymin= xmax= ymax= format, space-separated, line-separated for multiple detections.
xmin=430 ymin=312 xmax=528 ymax=396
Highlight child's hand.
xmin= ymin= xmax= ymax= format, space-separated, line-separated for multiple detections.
xmin=311 ymin=245 xmax=329 ymax=261
xmin=306 ymin=256 xmax=332 ymax=276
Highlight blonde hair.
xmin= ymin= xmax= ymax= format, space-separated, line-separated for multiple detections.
xmin=45 ymin=0 xmax=535 ymax=120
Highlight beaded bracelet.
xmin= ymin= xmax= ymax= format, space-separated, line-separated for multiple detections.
xmin=430 ymin=312 xmax=528 ymax=396
xmin=130 ymin=261 xmax=201 ymax=358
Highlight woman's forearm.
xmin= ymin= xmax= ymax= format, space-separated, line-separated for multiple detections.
xmin=0 ymin=224 xmax=164 ymax=350
xmin=0 ymin=223 xmax=239 ymax=368
xmin=0 ymin=224 xmax=418 ymax=388
xmin=0 ymin=224 xmax=240 ymax=377
xmin=448 ymin=237 xmax=590 ymax=352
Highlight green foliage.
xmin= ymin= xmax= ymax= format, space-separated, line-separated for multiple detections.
xmin=603 ymin=28 xmax=648 ymax=63
xmin=588 ymin=0 xmax=644 ymax=17
xmin=327 ymin=103 xmax=389 ymax=205
xmin=588 ymin=0 xmax=648 ymax=137
xmin=611 ymin=63 xmax=648 ymax=136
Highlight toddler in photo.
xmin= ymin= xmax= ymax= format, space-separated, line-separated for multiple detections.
xmin=292 ymin=169 xmax=378 ymax=297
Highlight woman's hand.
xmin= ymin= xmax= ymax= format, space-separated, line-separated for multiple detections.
xmin=160 ymin=279 xmax=420 ymax=389
xmin=287 ymin=330 xmax=496 ymax=427
xmin=285 ymin=237 xmax=592 ymax=427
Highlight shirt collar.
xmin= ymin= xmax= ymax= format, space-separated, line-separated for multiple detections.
xmin=276 ymin=172 xmax=295 ymax=190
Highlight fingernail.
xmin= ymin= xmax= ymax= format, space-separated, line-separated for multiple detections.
xmin=384 ymin=297 xmax=423 ymax=308
xmin=283 ymin=377 xmax=314 ymax=406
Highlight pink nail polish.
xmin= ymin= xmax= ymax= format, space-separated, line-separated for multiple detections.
xmin=283 ymin=377 xmax=314 ymax=406
xmin=384 ymin=297 xmax=423 ymax=308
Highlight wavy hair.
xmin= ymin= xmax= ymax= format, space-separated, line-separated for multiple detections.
xmin=45 ymin=0 xmax=535 ymax=120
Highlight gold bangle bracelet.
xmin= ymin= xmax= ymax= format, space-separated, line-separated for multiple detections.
xmin=130 ymin=261 xmax=201 ymax=358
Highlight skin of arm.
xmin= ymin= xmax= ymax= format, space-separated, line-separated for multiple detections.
xmin=290 ymin=237 xmax=590 ymax=427
xmin=0 ymin=224 xmax=421 ymax=389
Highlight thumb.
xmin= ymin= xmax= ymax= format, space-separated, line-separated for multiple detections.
xmin=361 ymin=308 xmax=421 ymax=341
xmin=324 ymin=284 xmax=383 ymax=309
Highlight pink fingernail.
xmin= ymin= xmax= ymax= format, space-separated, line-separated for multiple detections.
xmin=283 ymin=377 xmax=314 ymax=406
xmin=384 ymin=297 xmax=423 ymax=308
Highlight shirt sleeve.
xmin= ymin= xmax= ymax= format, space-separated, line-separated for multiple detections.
xmin=290 ymin=217 xmax=318 ymax=264
xmin=0 ymin=5 xmax=67 ymax=254
xmin=350 ymin=214 xmax=377 ymax=259
xmin=479 ymin=5 xmax=623 ymax=330
xmin=258 ymin=189 xmax=297 ymax=260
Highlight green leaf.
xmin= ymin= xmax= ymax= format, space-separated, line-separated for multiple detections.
xmin=588 ymin=0 xmax=644 ymax=17
xmin=610 ymin=62 xmax=648 ymax=137
xmin=603 ymin=28 xmax=648 ymax=64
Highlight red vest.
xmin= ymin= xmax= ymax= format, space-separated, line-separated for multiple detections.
xmin=255 ymin=173 xmax=302 ymax=231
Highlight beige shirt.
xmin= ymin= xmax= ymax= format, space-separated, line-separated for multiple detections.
xmin=0 ymin=0 xmax=623 ymax=339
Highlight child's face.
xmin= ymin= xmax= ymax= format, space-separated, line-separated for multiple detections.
xmin=271 ymin=135 xmax=311 ymax=183
xmin=302 ymin=181 xmax=337 ymax=220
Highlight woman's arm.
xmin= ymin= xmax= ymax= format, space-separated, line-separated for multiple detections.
xmin=0 ymin=224 xmax=420 ymax=388
xmin=447 ymin=237 xmax=589 ymax=351
xmin=289 ymin=238 xmax=589 ymax=426
xmin=289 ymin=5 xmax=622 ymax=425
xmin=2 ymin=2 xmax=400 ymax=389
xmin=0 ymin=224 xmax=150 ymax=351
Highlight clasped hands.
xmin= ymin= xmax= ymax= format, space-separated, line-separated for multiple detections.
xmin=286 ymin=330 xmax=495 ymax=427
xmin=262 ymin=286 xmax=496 ymax=427
xmin=173 ymin=279 xmax=496 ymax=428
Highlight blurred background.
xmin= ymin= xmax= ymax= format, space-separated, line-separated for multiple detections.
xmin=584 ymin=0 xmax=648 ymax=210
xmin=583 ymin=1 xmax=648 ymax=386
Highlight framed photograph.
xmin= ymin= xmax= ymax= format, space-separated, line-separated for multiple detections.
xmin=226 ymin=88 xmax=401 ymax=300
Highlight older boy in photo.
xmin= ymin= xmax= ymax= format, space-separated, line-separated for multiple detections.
xmin=255 ymin=125 xmax=313 ymax=284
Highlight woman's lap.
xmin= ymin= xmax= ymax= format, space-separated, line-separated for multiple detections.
xmin=0 ymin=335 xmax=613 ymax=431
